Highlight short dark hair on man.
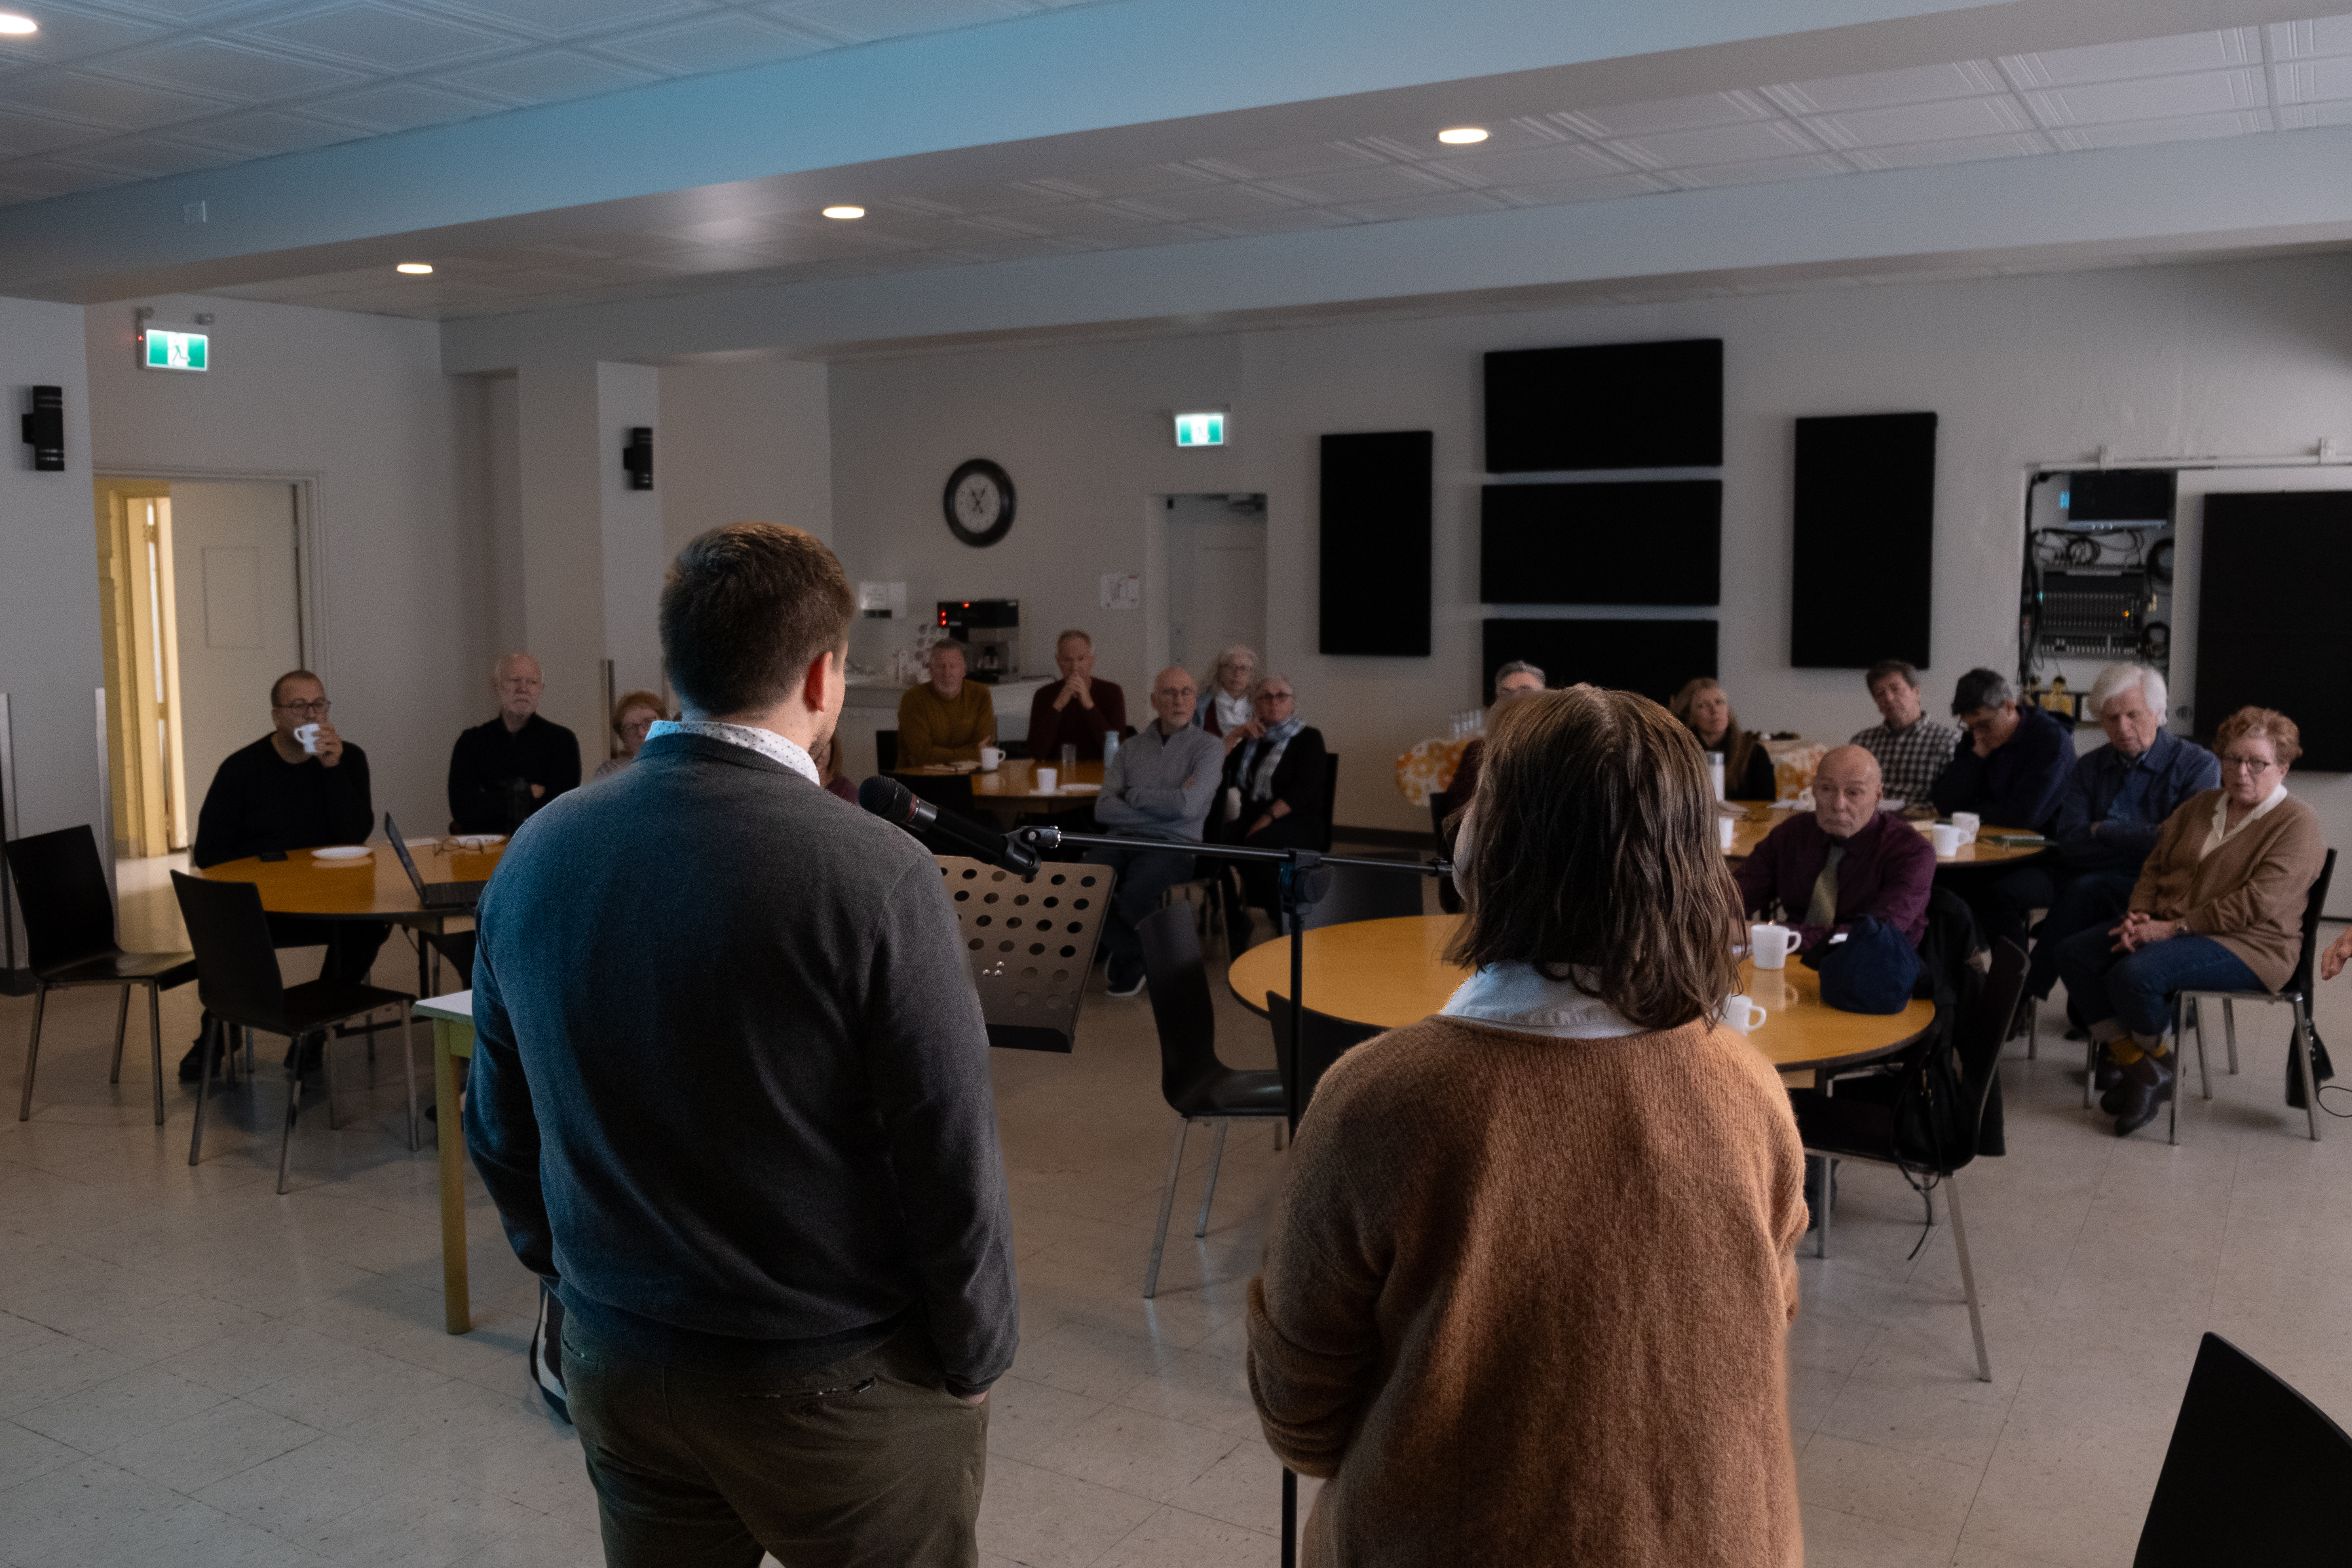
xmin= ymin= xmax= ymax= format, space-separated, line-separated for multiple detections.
xmin=1864 ymin=659 xmax=1919 ymax=691
xmin=659 ymin=523 xmax=855 ymax=717
xmin=270 ymin=669 xmax=323 ymax=707
xmin=1950 ymin=667 xmax=2016 ymax=717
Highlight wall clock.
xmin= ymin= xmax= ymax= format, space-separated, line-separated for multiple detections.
xmin=943 ymin=458 xmax=1016 ymax=547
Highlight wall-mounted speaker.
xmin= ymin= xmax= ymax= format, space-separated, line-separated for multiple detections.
xmin=1321 ymin=431 xmax=1431 ymax=656
xmin=622 ymin=426 xmax=653 ymax=490
xmin=1481 ymin=618 xmax=1716 ymax=707
xmin=21 ymin=386 xmax=63 ymax=473
xmin=1790 ymin=412 xmax=1936 ymax=669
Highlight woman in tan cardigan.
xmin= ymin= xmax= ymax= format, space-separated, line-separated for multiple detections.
xmin=2052 ymin=706 xmax=2326 ymax=1136
xmin=1246 ymin=686 xmax=1807 ymax=1568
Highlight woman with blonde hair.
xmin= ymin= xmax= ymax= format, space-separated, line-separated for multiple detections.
xmin=1195 ymin=644 xmax=1258 ymax=740
xmin=591 ymin=690 xmax=667 ymax=782
xmin=1248 ymin=684 xmax=1806 ymax=1566
xmin=1670 ymin=675 xmax=1777 ymax=800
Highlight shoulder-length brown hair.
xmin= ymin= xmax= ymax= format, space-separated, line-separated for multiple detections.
xmin=1445 ymin=685 xmax=1742 ymax=1031
xmin=1668 ymin=677 xmax=1763 ymax=793
xmin=2213 ymin=706 xmax=2302 ymax=767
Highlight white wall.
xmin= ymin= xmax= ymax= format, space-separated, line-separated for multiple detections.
xmin=826 ymin=254 xmax=2352 ymax=838
xmin=0 ymin=297 xmax=105 ymax=962
xmin=658 ymin=355 xmax=832 ymax=560
xmin=84 ymin=294 xmax=492 ymax=841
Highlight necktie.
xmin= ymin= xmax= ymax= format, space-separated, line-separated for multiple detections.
xmin=1806 ymin=843 xmax=1846 ymax=930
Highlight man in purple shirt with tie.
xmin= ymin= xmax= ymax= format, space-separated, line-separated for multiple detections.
xmin=1734 ymin=746 xmax=1938 ymax=951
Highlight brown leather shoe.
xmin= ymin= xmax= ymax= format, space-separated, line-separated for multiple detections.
xmin=2113 ymin=1052 xmax=2175 ymax=1137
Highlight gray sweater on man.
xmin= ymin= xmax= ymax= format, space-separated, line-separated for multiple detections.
xmin=1094 ymin=721 xmax=1225 ymax=840
xmin=464 ymin=731 xmax=1017 ymax=1395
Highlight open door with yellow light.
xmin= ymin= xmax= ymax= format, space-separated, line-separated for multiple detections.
xmin=93 ymin=480 xmax=185 ymax=859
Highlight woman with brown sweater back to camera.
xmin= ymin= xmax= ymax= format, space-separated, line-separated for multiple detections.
xmin=1246 ymin=684 xmax=1807 ymax=1568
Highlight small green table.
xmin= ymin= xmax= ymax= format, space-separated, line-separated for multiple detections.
xmin=413 ymin=990 xmax=475 ymax=1335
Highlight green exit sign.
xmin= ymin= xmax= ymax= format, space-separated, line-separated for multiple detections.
xmin=143 ymin=329 xmax=208 ymax=372
xmin=1174 ymin=411 xmax=1225 ymax=447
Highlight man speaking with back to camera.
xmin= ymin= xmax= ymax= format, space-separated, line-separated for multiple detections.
xmin=465 ymin=522 xmax=1017 ymax=1567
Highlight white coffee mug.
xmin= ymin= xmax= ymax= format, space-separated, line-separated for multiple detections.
xmin=294 ymin=722 xmax=321 ymax=755
xmin=1716 ymin=816 xmax=1737 ymax=851
xmin=1951 ymin=811 xmax=1980 ymax=842
xmin=1931 ymin=823 xmax=1965 ymax=858
xmin=1719 ymin=994 xmax=1767 ymax=1034
xmin=1750 ymin=922 xmax=1803 ymax=970
xmin=1034 ymin=767 xmax=1058 ymax=793
xmin=979 ymin=745 xmax=1003 ymax=772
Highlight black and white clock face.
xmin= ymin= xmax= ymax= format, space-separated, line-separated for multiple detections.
xmin=943 ymin=458 xmax=1016 ymax=547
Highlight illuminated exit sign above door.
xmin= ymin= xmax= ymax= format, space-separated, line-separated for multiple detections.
xmin=143 ymin=330 xmax=208 ymax=371
xmin=1174 ymin=411 xmax=1225 ymax=447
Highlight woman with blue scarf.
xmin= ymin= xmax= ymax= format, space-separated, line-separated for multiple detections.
xmin=1210 ymin=675 xmax=1329 ymax=949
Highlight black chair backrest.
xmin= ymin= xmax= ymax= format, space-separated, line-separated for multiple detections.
xmin=6 ymin=825 xmax=119 ymax=973
xmin=903 ymin=771 xmax=976 ymax=819
xmin=170 ymin=872 xmax=288 ymax=1030
xmin=1137 ymin=904 xmax=1231 ymax=1112
xmin=1266 ymin=991 xmax=1382 ymax=1122
xmin=1318 ymin=753 xmax=1339 ymax=853
xmin=2285 ymin=848 xmax=2337 ymax=997
xmin=1948 ymin=937 xmax=2029 ymax=1175
xmin=2134 ymin=1332 xmax=2352 ymax=1567
xmin=1298 ymin=859 xmax=1426 ymax=931
xmin=875 ymin=729 xmax=897 ymax=773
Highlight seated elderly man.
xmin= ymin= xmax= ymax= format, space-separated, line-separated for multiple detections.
xmin=1992 ymin=664 xmax=2219 ymax=1008
xmin=1849 ymin=659 xmax=1960 ymax=810
xmin=895 ymin=640 xmax=994 ymax=767
xmin=1083 ymin=669 xmax=1224 ymax=998
xmin=2052 ymin=707 xmax=2324 ymax=1136
xmin=1733 ymin=745 xmax=1937 ymax=950
xmin=1930 ymin=667 xmax=2070 ymax=835
xmin=1439 ymin=661 xmax=1544 ymax=822
xmin=449 ymin=653 xmax=582 ymax=834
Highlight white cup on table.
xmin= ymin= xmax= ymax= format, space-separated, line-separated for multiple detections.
xmin=1718 ymin=994 xmax=1767 ymax=1034
xmin=294 ymin=722 xmax=321 ymax=755
xmin=1716 ymin=816 xmax=1737 ymax=851
xmin=1931 ymin=823 xmax=1966 ymax=858
xmin=979 ymin=745 xmax=1003 ymax=772
xmin=1749 ymin=922 xmax=1803 ymax=971
xmin=1951 ymin=812 xmax=1980 ymax=842
xmin=1034 ymin=767 xmax=1058 ymax=794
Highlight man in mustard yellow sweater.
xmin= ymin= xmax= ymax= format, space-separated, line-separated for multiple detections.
xmin=896 ymin=642 xmax=994 ymax=767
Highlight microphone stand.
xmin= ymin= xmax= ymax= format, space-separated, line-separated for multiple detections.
xmin=1013 ymin=825 xmax=1448 ymax=1568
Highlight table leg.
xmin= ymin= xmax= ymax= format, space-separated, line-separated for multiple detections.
xmin=435 ymin=1018 xmax=471 ymax=1335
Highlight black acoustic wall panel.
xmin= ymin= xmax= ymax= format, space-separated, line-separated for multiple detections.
xmin=1484 ymin=338 xmax=1722 ymax=472
xmin=1480 ymin=480 xmax=1721 ymax=605
xmin=1320 ymin=430 xmax=1432 ymax=656
xmin=2197 ymin=492 xmax=2352 ymax=771
xmin=1481 ymin=618 xmax=1716 ymax=707
xmin=1790 ymin=412 xmax=1937 ymax=669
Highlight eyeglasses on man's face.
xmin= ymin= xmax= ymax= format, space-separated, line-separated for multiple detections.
xmin=274 ymin=699 xmax=330 ymax=716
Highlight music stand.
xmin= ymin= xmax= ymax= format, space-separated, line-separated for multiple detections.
xmin=936 ymin=855 xmax=1113 ymax=1053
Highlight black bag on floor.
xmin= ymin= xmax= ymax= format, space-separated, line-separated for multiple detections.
xmin=2287 ymin=1027 xmax=2336 ymax=1110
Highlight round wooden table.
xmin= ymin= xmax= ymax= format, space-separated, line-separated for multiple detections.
xmin=899 ymin=759 xmax=1106 ymax=810
xmin=193 ymin=840 xmax=505 ymax=997
xmin=1226 ymin=914 xmax=1936 ymax=1076
xmin=1722 ymin=803 xmax=2047 ymax=869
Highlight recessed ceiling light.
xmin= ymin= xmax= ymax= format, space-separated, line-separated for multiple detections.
xmin=821 ymin=205 xmax=865 ymax=220
xmin=1437 ymin=127 xmax=1489 ymax=145
xmin=395 ymin=262 xmax=434 ymax=274
xmin=0 ymin=13 xmax=39 ymax=35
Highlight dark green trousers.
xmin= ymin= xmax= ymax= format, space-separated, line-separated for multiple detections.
xmin=563 ymin=1316 xmax=988 ymax=1568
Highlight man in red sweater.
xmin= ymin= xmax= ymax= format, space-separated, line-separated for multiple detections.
xmin=1025 ymin=628 xmax=1126 ymax=761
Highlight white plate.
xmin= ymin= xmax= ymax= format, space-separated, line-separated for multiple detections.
xmin=311 ymin=846 xmax=371 ymax=862
xmin=452 ymin=835 xmax=505 ymax=849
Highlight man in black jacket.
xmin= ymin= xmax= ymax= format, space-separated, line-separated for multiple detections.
xmin=446 ymin=653 xmax=580 ymax=833
xmin=182 ymin=670 xmax=389 ymax=1080
xmin=466 ymin=523 xmax=1016 ymax=1567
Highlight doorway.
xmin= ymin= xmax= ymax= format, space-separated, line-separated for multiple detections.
xmin=1163 ymin=493 xmax=1267 ymax=681
xmin=93 ymin=478 xmax=305 ymax=857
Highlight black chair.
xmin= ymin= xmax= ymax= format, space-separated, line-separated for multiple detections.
xmin=1431 ymin=798 xmax=1463 ymax=914
xmin=2132 ymin=1332 xmax=2352 ymax=1567
xmin=1317 ymin=752 xmax=1339 ymax=853
xmin=171 ymin=872 xmax=416 ymax=1193
xmin=875 ymin=729 xmax=897 ymax=773
xmin=1297 ymin=859 xmax=1426 ymax=931
xmin=1790 ymin=937 xmax=2026 ymax=1383
xmin=422 ymin=929 xmax=476 ymax=998
xmin=1137 ymin=904 xmax=1284 ymax=1298
xmin=2161 ymin=848 xmax=2335 ymax=1145
xmin=8 ymin=825 xmax=195 ymax=1126
xmin=1265 ymin=991 xmax=1381 ymax=1122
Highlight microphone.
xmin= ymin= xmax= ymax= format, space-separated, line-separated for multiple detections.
xmin=858 ymin=776 xmax=1042 ymax=875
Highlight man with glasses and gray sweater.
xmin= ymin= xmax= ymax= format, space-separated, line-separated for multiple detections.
xmin=1086 ymin=667 xmax=1226 ymax=997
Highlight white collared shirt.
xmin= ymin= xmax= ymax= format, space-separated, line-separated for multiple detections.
xmin=2200 ymin=781 xmax=2288 ymax=861
xmin=646 ymin=720 xmax=819 ymax=786
xmin=1440 ymin=961 xmax=1646 ymax=1039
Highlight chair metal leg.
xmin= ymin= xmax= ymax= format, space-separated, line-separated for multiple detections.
xmin=107 ymin=985 xmax=131 ymax=1084
xmin=276 ymin=1046 xmax=304 ymax=1195
xmin=18 ymin=983 xmax=48 ymax=1121
xmin=2169 ymin=997 xmax=2183 ymax=1145
xmin=1815 ymin=1157 xmax=1834 ymax=1260
xmin=2294 ymin=997 xmax=2321 ymax=1142
xmin=146 ymin=981 xmax=165 ymax=1126
xmin=2223 ymin=997 xmax=2239 ymax=1075
xmin=1194 ymin=1119 xmax=1230 ymax=1238
xmin=398 ymin=1001 xmax=417 ymax=1152
xmin=2188 ymin=994 xmax=2211 ymax=1102
xmin=188 ymin=1017 xmax=220 ymax=1165
xmin=1945 ymin=1174 xmax=1993 ymax=1383
xmin=323 ymin=1028 xmax=342 ymax=1131
xmin=1143 ymin=1117 xmax=1191 ymax=1298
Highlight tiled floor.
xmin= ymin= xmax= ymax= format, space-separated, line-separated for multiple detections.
xmin=4 ymin=855 xmax=2352 ymax=1566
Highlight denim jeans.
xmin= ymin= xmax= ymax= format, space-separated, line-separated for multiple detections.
xmin=2051 ymin=925 xmax=2263 ymax=1041
xmin=1082 ymin=839 xmax=1197 ymax=968
xmin=2019 ymin=871 xmax=2139 ymax=1001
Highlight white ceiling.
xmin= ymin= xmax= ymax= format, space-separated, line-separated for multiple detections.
xmin=173 ymin=11 xmax=2352 ymax=321
xmin=0 ymin=0 xmax=1117 ymax=206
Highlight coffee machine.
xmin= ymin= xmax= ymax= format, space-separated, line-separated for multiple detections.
xmin=939 ymin=598 xmax=1020 ymax=683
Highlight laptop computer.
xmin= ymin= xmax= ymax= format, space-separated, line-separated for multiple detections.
xmin=386 ymin=814 xmax=490 ymax=910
